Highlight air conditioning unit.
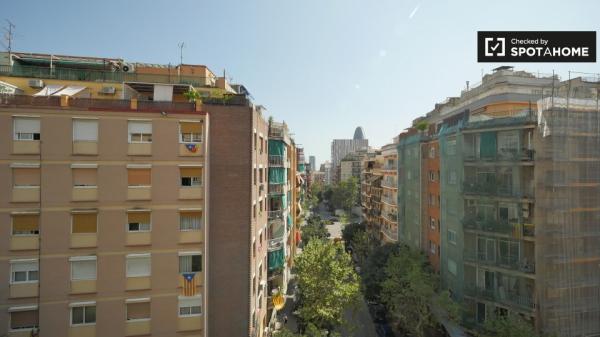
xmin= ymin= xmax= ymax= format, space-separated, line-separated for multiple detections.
xmin=100 ymin=86 xmax=116 ymax=95
xmin=28 ymin=79 xmax=44 ymax=88
xmin=121 ymin=63 xmax=135 ymax=73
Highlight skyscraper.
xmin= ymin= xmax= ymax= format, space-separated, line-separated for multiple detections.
xmin=308 ymin=156 xmax=316 ymax=172
xmin=330 ymin=127 xmax=368 ymax=183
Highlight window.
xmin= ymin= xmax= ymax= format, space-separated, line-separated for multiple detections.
xmin=429 ymin=146 xmax=436 ymax=158
xmin=254 ymin=132 xmax=257 ymax=151
xmin=72 ymin=213 xmax=97 ymax=234
xmin=73 ymin=119 xmax=98 ymax=142
xmin=10 ymin=260 xmax=39 ymax=283
xmin=430 ymin=242 xmax=437 ymax=254
xmin=12 ymin=214 xmax=39 ymax=235
xmin=259 ymin=136 xmax=264 ymax=154
xmin=72 ymin=167 xmax=97 ymax=187
xmin=448 ymin=259 xmax=457 ymax=276
xmin=449 ymin=171 xmax=457 ymax=185
xmin=9 ymin=307 xmax=38 ymax=331
xmin=128 ymin=168 xmax=151 ymax=187
xmin=13 ymin=117 xmax=40 ymax=141
xmin=430 ymin=217 xmax=436 ymax=230
xmin=128 ymin=121 xmax=152 ymax=143
xmin=126 ymin=254 xmax=151 ymax=277
xmin=253 ymin=168 xmax=257 ymax=185
xmin=179 ymin=296 xmax=202 ymax=316
xmin=429 ymin=171 xmax=436 ymax=182
xmin=179 ymin=121 xmax=202 ymax=143
xmin=180 ymin=167 xmax=202 ymax=187
xmin=179 ymin=253 xmax=202 ymax=273
xmin=71 ymin=303 xmax=96 ymax=326
xmin=128 ymin=211 xmax=151 ymax=232
xmin=259 ymin=169 xmax=263 ymax=183
xmin=448 ymin=230 xmax=457 ymax=245
xmin=12 ymin=167 xmax=40 ymax=187
xmin=180 ymin=211 xmax=202 ymax=231
xmin=70 ymin=256 xmax=97 ymax=281
xmin=126 ymin=299 xmax=151 ymax=321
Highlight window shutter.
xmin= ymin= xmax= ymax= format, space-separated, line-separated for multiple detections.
xmin=180 ymin=167 xmax=202 ymax=177
xmin=73 ymin=168 xmax=97 ymax=187
xmin=128 ymin=121 xmax=152 ymax=134
xmin=128 ymin=212 xmax=150 ymax=224
xmin=73 ymin=119 xmax=98 ymax=141
xmin=13 ymin=168 xmax=40 ymax=186
xmin=10 ymin=310 xmax=38 ymax=329
xmin=128 ymin=169 xmax=151 ymax=186
xmin=12 ymin=215 xmax=39 ymax=234
xmin=14 ymin=118 xmax=40 ymax=134
xmin=127 ymin=256 xmax=151 ymax=277
xmin=12 ymin=261 xmax=38 ymax=273
xmin=127 ymin=302 xmax=150 ymax=320
xmin=72 ymin=213 xmax=97 ymax=233
xmin=71 ymin=260 xmax=97 ymax=280
xmin=180 ymin=122 xmax=201 ymax=134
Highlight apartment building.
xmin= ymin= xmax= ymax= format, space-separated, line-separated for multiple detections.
xmin=330 ymin=127 xmax=369 ymax=184
xmin=0 ymin=51 xmax=269 ymax=337
xmin=360 ymin=151 xmax=383 ymax=236
xmin=392 ymin=66 xmax=600 ymax=336
xmin=421 ymin=127 xmax=441 ymax=273
xmin=380 ymin=143 xmax=398 ymax=243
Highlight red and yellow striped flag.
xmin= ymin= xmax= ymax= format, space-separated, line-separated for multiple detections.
xmin=181 ymin=273 xmax=197 ymax=296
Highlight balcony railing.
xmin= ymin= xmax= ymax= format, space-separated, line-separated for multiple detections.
xmin=268 ymin=210 xmax=284 ymax=221
xmin=382 ymin=212 xmax=398 ymax=222
xmin=382 ymin=165 xmax=397 ymax=171
xmin=462 ymin=216 xmax=513 ymax=235
xmin=269 ymin=155 xmax=284 ymax=167
xmin=464 ymin=148 xmax=534 ymax=162
xmin=381 ymin=181 xmax=397 ymax=189
xmin=462 ymin=181 xmax=533 ymax=199
xmin=463 ymin=251 xmax=535 ymax=274
xmin=268 ymin=237 xmax=284 ymax=252
xmin=268 ymin=184 xmax=284 ymax=195
xmin=381 ymin=226 xmax=398 ymax=241
xmin=464 ymin=285 xmax=536 ymax=310
xmin=382 ymin=196 xmax=397 ymax=206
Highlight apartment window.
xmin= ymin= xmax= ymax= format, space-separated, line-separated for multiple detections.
xmin=430 ymin=241 xmax=437 ymax=255
xmin=128 ymin=167 xmax=151 ymax=186
xmin=126 ymin=254 xmax=151 ymax=277
xmin=259 ymin=136 xmax=264 ymax=154
xmin=128 ymin=211 xmax=151 ymax=232
xmin=9 ymin=307 xmax=38 ymax=331
xmin=179 ymin=121 xmax=202 ymax=143
xmin=12 ymin=214 xmax=39 ymax=235
xmin=72 ymin=167 xmax=97 ymax=187
xmin=449 ymin=171 xmax=457 ymax=185
xmin=429 ymin=171 xmax=436 ymax=182
xmin=430 ymin=217 xmax=436 ymax=230
xmin=73 ymin=119 xmax=98 ymax=142
xmin=12 ymin=167 xmax=40 ymax=187
xmin=253 ymin=204 xmax=257 ymax=219
xmin=254 ymin=132 xmax=257 ymax=151
xmin=10 ymin=260 xmax=39 ymax=283
xmin=429 ymin=194 xmax=436 ymax=206
xmin=179 ymin=296 xmax=202 ymax=316
xmin=72 ymin=213 xmax=97 ymax=234
xmin=70 ymin=256 xmax=97 ymax=281
xmin=447 ymin=259 xmax=457 ymax=276
xmin=179 ymin=253 xmax=202 ymax=273
xmin=429 ymin=146 xmax=436 ymax=158
xmin=128 ymin=121 xmax=152 ymax=143
xmin=180 ymin=167 xmax=202 ymax=187
xmin=13 ymin=117 xmax=40 ymax=141
xmin=126 ymin=299 xmax=151 ymax=321
xmin=70 ymin=303 xmax=96 ymax=326
xmin=407 ymin=170 xmax=412 ymax=180
xmin=259 ymin=200 xmax=263 ymax=214
xmin=259 ymin=169 xmax=263 ymax=183
xmin=180 ymin=211 xmax=202 ymax=231
xmin=253 ymin=168 xmax=257 ymax=185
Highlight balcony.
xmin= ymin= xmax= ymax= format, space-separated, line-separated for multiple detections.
xmin=179 ymin=142 xmax=204 ymax=157
xmin=462 ymin=181 xmax=533 ymax=199
xmin=462 ymin=216 xmax=513 ymax=235
xmin=463 ymin=251 xmax=535 ymax=274
xmin=268 ymin=210 xmax=284 ymax=222
xmin=381 ymin=226 xmax=398 ymax=241
xmin=382 ymin=212 xmax=398 ymax=222
xmin=464 ymin=148 xmax=534 ymax=162
xmin=269 ymin=155 xmax=285 ymax=167
xmin=464 ymin=285 xmax=536 ymax=310
xmin=382 ymin=165 xmax=397 ymax=172
xmin=381 ymin=181 xmax=397 ymax=189
xmin=269 ymin=184 xmax=284 ymax=195
xmin=382 ymin=196 xmax=397 ymax=206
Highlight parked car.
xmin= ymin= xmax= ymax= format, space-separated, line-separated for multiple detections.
xmin=375 ymin=323 xmax=395 ymax=337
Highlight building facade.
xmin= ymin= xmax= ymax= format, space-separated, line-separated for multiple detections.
xmin=380 ymin=143 xmax=398 ymax=243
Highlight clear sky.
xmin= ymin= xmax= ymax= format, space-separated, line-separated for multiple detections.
xmin=4 ymin=0 xmax=599 ymax=166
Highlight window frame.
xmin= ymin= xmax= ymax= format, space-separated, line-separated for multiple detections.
xmin=126 ymin=254 xmax=151 ymax=278
xmin=127 ymin=211 xmax=152 ymax=233
xmin=70 ymin=302 xmax=97 ymax=327
xmin=128 ymin=121 xmax=152 ymax=144
xmin=8 ymin=306 xmax=39 ymax=332
xmin=179 ymin=121 xmax=203 ymax=144
xmin=178 ymin=252 xmax=202 ymax=274
xmin=125 ymin=298 xmax=151 ymax=322
xmin=13 ymin=117 xmax=41 ymax=141
xmin=10 ymin=259 xmax=39 ymax=284
xmin=11 ymin=213 xmax=39 ymax=236
xmin=69 ymin=256 xmax=97 ymax=281
xmin=178 ymin=295 xmax=202 ymax=317
xmin=71 ymin=212 xmax=98 ymax=235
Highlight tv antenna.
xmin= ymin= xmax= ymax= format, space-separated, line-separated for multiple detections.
xmin=2 ymin=20 xmax=15 ymax=55
xmin=178 ymin=42 xmax=185 ymax=66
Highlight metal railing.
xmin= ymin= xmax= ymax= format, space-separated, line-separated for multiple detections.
xmin=464 ymin=148 xmax=534 ymax=162
xmin=381 ymin=226 xmax=398 ymax=241
xmin=268 ymin=210 xmax=284 ymax=221
xmin=269 ymin=155 xmax=284 ymax=167
xmin=464 ymin=285 xmax=536 ymax=310
xmin=382 ymin=196 xmax=397 ymax=206
xmin=463 ymin=251 xmax=535 ymax=273
xmin=268 ymin=237 xmax=284 ymax=252
xmin=0 ymin=94 xmax=60 ymax=106
xmin=381 ymin=180 xmax=397 ymax=189
xmin=462 ymin=216 xmax=513 ymax=235
xmin=268 ymin=184 xmax=284 ymax=194
xmin=462 ymin=181 xmax=533 ymax=199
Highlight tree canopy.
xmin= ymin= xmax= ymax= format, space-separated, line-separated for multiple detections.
xmin=330 ymin=178 xmax=359 ymax=211
xmin=301 ymin=214 xmax=329 ymax=246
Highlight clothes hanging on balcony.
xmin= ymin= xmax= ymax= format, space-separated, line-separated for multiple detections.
xmin=268 ymin=248 xmax=285 ymax=271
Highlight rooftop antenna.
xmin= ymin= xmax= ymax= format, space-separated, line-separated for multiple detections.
xmin=2 ymin=20 xmax=15 ymax=60
xmin=177 ymin=42 xmax=185 ymax=79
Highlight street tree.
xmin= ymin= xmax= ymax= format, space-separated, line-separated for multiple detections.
xmin=480 ymin=315 xmax=539 ymax=337
xmin=330 ymin=178 xmax=359 ymax=211
xmin=294 ymin=239 xmax=360 ymax=330
xmin=301 ymin=215 xmax=328 ymax=246
xmin=361 ymin=243 xmax=403 ymax=301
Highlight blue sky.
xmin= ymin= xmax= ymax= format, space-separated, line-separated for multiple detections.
xmin=5 ymin=0 xmax=599 ymax=165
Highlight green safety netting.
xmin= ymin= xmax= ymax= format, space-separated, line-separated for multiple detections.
xmin=269 ymin=140 xmax=285 ymax=156
xmin=480 ymin=131 xmax=497 ymax=158
xmin=287 ymin=214 xmax=292 ymax=230
xmin=269 ymin=167 xmax=286 ymax=184
xmin=298 ymin=163 xmax=305 ymax=171
xmin=282 ymin=194 xmax=287 ymax=208
xmin=268 ymin=249 xmax=285 ymax=271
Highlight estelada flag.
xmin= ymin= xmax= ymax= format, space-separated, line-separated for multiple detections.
xmin=182 ymin=273 xmax=197 ymax=296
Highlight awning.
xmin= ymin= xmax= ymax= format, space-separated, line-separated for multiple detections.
xmin=0 ymin=80 xmax=22 ymax=94
xmin=52 ymin=85 xmax=86 ymax=97
xmin=33 ymin=85 xmax=64 ymax=96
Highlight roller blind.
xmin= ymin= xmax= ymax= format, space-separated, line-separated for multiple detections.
xmin=11 ymin=261 xmax=38 ymax=273
xmin=72 ymin=213 xmax=97 ymax=233
xmin=128 ymin=169 xmax=151 ymax=186
xmin=14 ymin=118 xmax=40 ymax=133
xmin=12 ymin=214 xmax=39 ymax=234
xmin=179 ymin=296 xmax=201 ymax=309
xmin=128 ymin=212 xmax=150 ymax=224
xmin=180 ymin=167 xmax=202 ymax=177
xmin=128 ymin=121 xmax=152 ymax=134
xmin=73 ymin=168 xmax=97 ymax=187
xmin=127 ymin=302 xmax=150 ymax=320
xmin=73 ymin=119 xmax=98 ymax=141
xmin=126 ymin=256 xmax=151 ymax=277
xmin=10 ymin=310 xmax=38 ymax=330
xmin=180 ymin=122 xmax=201 ymax=133
xmin=13 ymin=168 xmax=40 ymax=186
xmin=71 ymin=259 xmax=97 ymax=280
